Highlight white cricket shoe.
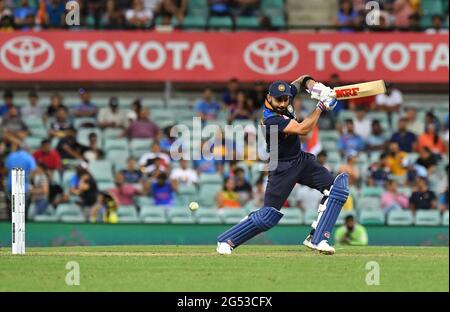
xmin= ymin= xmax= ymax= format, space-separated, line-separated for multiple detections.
xmin=302 ymin=235 xmax=315 ymax=251
xmin=314 ymin=240 xmax=335 ymax=255
xmin=216 ymin=242 xmax=233 ymax=255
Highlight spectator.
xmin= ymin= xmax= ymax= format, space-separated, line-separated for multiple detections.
xmin=416 ymin=147 xmax=438 ymax=175
xmin=108 ymin=172 xmax=142 ymax=206
xmin=0 ymin=0 xmax=12 ymax=21
xmin=406 ymin=12 xmax=421 ymax=32
xmin=334 ymin=0 xmax=360 ymax=31
xmin=392 ymin=0 xmax=414 ymax=28
xmin=73 ymin=89 xmax=98 ymax=118
xmin=126 ymin=108 xmax=160 ymax=139
xmin=21 ymin=91 xmax=42 ymax=119
xmin=83 ymin=132 xmax=104 ymax=162
xmin=365 ymin=120 xmax=387 ymax=151
xmin=227 ymin=91 xmax=252 ymax=123
xmin=409 ymin=177 xmax=437 ymax=213
xmin=195 ymin=88 xmax=221 ymax=121
xmin=49 ymin=107 xmax=73 ymax=139
xmin=438 ymin=187 xmax=448 ymax=212
xmin=386 ymin=141 xmax=408 ymax=177
xmin=29 ymin=162 xmax=49 ymax=215
xmin=233 ymin=167 xmax=252 ymax=205
xmin=381 ymin=179 xmax=409 ymax=215
xmin=216 ymin=177 xmax=241 ymax=209
xmin=338 ymin=152 xmax=360 ymax=186
xmin=170 ymin=158 xmax=199 ymax=187
xmin=235 ymin=0 xmax=260 ymax=16
xmin=252 ymin=173 xmax=266 ymax=207
xmin=98 ymin=96 xmax=125 ymax=129
xmin=101 ymin=0 xmax=126 ymax=29
xmin=5 ymin=142 xmax=37 ymax=193
xmin=1 ymin=106 xmax=29 ymax=145
xmin=334 ymin=215 xmax=368 ymax=246
xmin=375 ymin=82 xmax=402 ymax=113
xmin=48 ymin=173 xmax=69 ymax=209
xmin=337 ymin=119 xmax=365 ymax=157
xmin=158 ymin=0 xmax=187 ymax=24
xmin=13 ymin=0 xmax=36 ymax=27
xmin=194 ymin=141 xmax=223 ymax=174
xmin=0 ymin=90 xmax=14 ymax=117
xmin=404 ymin=107 xmax=423 ymax=136
xmin=33 ymin=139 xmax=62 ymax=171
xmin=74 ymin=171 xmax=99 ymax=211
xmin=139 ymin=142 xmax=171 ymax=174
xmin=148 ymin=172 xmax=176 ymax=206
xmin=46 ymin=0 xmax=65 ymax=28
xmin=426 ymin=15 xmax=449 ymax=34
xmin=0 ymin=10 xmax=14 ymax=31
xmin=404 ymin=158 xmax=428 ymax=188
xmin=125 ymin=0 xmax=153 ymax=29
xmin=90 ymin=192 xmax=118 ymax=223
xmin=44 ymin=93 xmax=67 ymax=125
xmin=367 ymin=152 xmax=391 ymax=187
xmin=353 ymin=107 xmax=372 ymax=140
xmin=417 ymin=123 xmax=447 ymax=156
xmin=317 ymin=150 xmax=332 ymax=172
xmin=390 ymin=117 xmax=417 ymax=153
xmin=125 ymin=99 xmax=142 ymax=125
xmin=120 ymin=157 xmax=143 ymax=184
xmin=424 ymin=110 xmax=441 ymax=131
xmin=247 ymin=80 xmax=266 ymax=111
xmin=56 ymin=127 xmax=87 ymax=161
xmin=222 ymin=78 xmax=239 ymax=107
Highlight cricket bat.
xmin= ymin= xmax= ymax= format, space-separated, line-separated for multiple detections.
xmin=333 ymin=80 xmax=386 ymax=100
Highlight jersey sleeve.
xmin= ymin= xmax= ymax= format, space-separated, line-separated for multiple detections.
xmin=264 ymin=115 xmax=291 ymax=133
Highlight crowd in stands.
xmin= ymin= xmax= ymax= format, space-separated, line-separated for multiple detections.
xmin=0 ymin=0 xmax=448 ymax=31
xmin=0 ymin=74 xmax=448 ymax=224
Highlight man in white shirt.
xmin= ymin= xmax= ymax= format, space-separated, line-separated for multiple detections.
xmin=352 ymin=107 xmax=372 ymax=140
xmin=97 ymin=97 xmax=125 ymax=129
xmin=139 ymin=142 xmax=171 ymax=175
xmin=170 ymin=159 xmax=199 ymax=187
xmin=375 ymin=82 xmax=403 ymax=113
xmin=126 ymin=0 xmax=154 ymax=28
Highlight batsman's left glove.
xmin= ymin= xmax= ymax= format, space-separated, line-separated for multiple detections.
xmin=317 ymin=97 xmax=338 ymax=112
xmin=309 ymin=82 xmax=335 ymax=101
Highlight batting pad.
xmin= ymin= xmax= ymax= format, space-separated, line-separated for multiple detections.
xmin=217 ymin=206 xmax=283 ymax=248
xmin=311 ymin=173 xmax=349 ymax=245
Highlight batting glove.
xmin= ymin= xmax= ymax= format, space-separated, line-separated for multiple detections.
xmin=309 ymin=82 xmax=335 ymax=101
xmin=317 ymin=97 xmax=338 ymax=112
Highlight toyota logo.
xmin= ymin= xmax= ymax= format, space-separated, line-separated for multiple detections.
xmin=244 ymin=38 xmax=298 ymax=75
xmin=0 ymin=36 xmax=54 ymax=74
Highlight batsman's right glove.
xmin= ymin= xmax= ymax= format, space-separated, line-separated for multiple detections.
xmin=317 ymin=96 xmax=338 ymax=112
xmin=309 ymin=82 xmax=335 ymax=101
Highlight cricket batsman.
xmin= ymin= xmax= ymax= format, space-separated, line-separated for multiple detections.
xmin=217 ymin=75 xmax=349 ymax=255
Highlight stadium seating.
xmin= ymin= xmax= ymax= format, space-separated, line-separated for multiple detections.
xmin=199 ymin=184 xmax=222 ymax=207
xmin=414 ymin=210 xmax=442 ymax=226
xmin=106 ymin=150 xmax=129 ymax=171
xmin=104 ymin=138 xmax=128 ymax=151
xmin=279 ymin=208 xmax=303 ymax=225
xmin=219 ymin=208 xmax=247 ymax=224
xmin=130 ymin=139 xmax=152 ymax=157
xmin=443 ymin=211 xmax=449 ymax=226
xmin=88 ymin=160 xmax=114 ymax=183
xmin=175 ymin=185 xmax=198 ymax=207
xmin=208 ymin=16 xmax=233 ymax=30
xmin=55 ymin=204 xmax=85 ymax=223
xmin=304 ymin=208 xmax=318 ymax=225
xmin=167 ymin=208 xmax=196 ymax=224
xmin=195 ymin=210 xmax=223 ymax=224
xmin=356 ymin=197 xmax=381 ymax=211
xmin=359 ymin=210 xmax=385 ymax=225
xmin=140 ymin=206 xmax=168 ymax=224
xmin=117 ymin=205 xmax=140 ymax=223
xmin=387 ymin=210 xmax=414 ymax=226
xmin=236 ymin=16 xmax=260 ymax=29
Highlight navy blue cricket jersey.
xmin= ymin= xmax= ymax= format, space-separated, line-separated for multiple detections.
xmin=262 ymin=101 xmax=301 ymax=161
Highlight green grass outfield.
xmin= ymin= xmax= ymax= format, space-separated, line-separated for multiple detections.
xmin=0 ymin=246 xmax=448 ymax=292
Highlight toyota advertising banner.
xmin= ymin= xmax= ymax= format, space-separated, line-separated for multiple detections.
xmin=0 ymin=31 xmax=448 ymax=83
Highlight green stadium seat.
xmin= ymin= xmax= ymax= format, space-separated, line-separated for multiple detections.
xmin=102 ymin=128 xmax=123 ymax=139
xmin=321 ymin=140 xmax=338 ymax=152
xmin=195 ymin=210 xmax=222 ymax=224
xmin=33 ymin=215 xmax=58 ymax=222
xmin=359 ymin=210 xmax=385 ymax=225
xmin=319 ymin=130 xmax=339 ymax=141
xmin=106 ymin=150 xmax=129 ymax=171
xmin=219 ymin=208 xmax=247 ymax=224
xmin=55 ymin=204 xmax=85 ymax=222
xmin=208 ymin=16 xmax=233 ymax=30
xmin=104 ymin=138 xmax=128 ymax=151
xmin=421 ymin=0 xmax=444 ymax=15
xmin=175 ymin=184 xmax=198 ymax=206
xmin=97 ymin=182 xmax=115 ymax=191
xmin=140 ymin=206 xmax=168 ymax=223
xmin=279 ymin=208 xmax=303 ymax=225
xmin=181 ymin=15 xmax=207 ymax=29
xmin=387 ymin=210 xmax=414 ymax=226
xmin=89 ymin=160 xmax=114 ymax=182
xmin=414 ymin=210 xmax=441 ymax=226
xmin=130 ymin=139 xmax=153 ymax=157
xmin=261 ymin=0 xmax=284 ymax=9
xmin=117 ymin=205 xmax=140 ymax=223
xmin=199 ymin=184 xmax=222 ymax=207
xmin=361 ymin=186 xmax=384 ymax=197
xmin=151 ymin=109 xmax=174 ymax=120
xmin=77 ymin=128 xmax=102 ymax=147
xmin=271 ymin=15 xmax=286 ymax=28
xmin=443 ymin=211 xmax=449 ymax=226
xmin=304 ymin=208 xmax=318 ymax=225
xmin=25 ymin=136 xmax=43 ymax=150
xmin=357 ymin=197 xmax=381 ymax=211
xmin=236 ymin=16 xmax=260 ymax=29
xmin=167 ymin=98 xmax=192 ymax=108
xmin=199 ymin=173 xmax=222 ymax=185
xmin=135 ymin=196 xmax=153 ymax=207
xmin=167 ymin=208 xmax=196 ymax=224
xmin=141 ymin=98 xmax=165 ymax=108
xmin=30 ymin=126 xmax=48 ymax=138
xmin=187 ymin=0 xmax=208 ymax=15
xmin=73 ymin=117 xmax=97 ymax=129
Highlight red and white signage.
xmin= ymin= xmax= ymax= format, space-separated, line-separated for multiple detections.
xmin=0 ymin=31 xmax=448 ymax=83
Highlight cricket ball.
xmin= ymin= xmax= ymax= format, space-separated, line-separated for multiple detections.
xmin=189 ymin=202 xmax=199 ymax=212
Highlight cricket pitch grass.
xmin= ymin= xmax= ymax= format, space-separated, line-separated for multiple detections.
xmin=0 ymin=246 xmax=448 ymax=292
